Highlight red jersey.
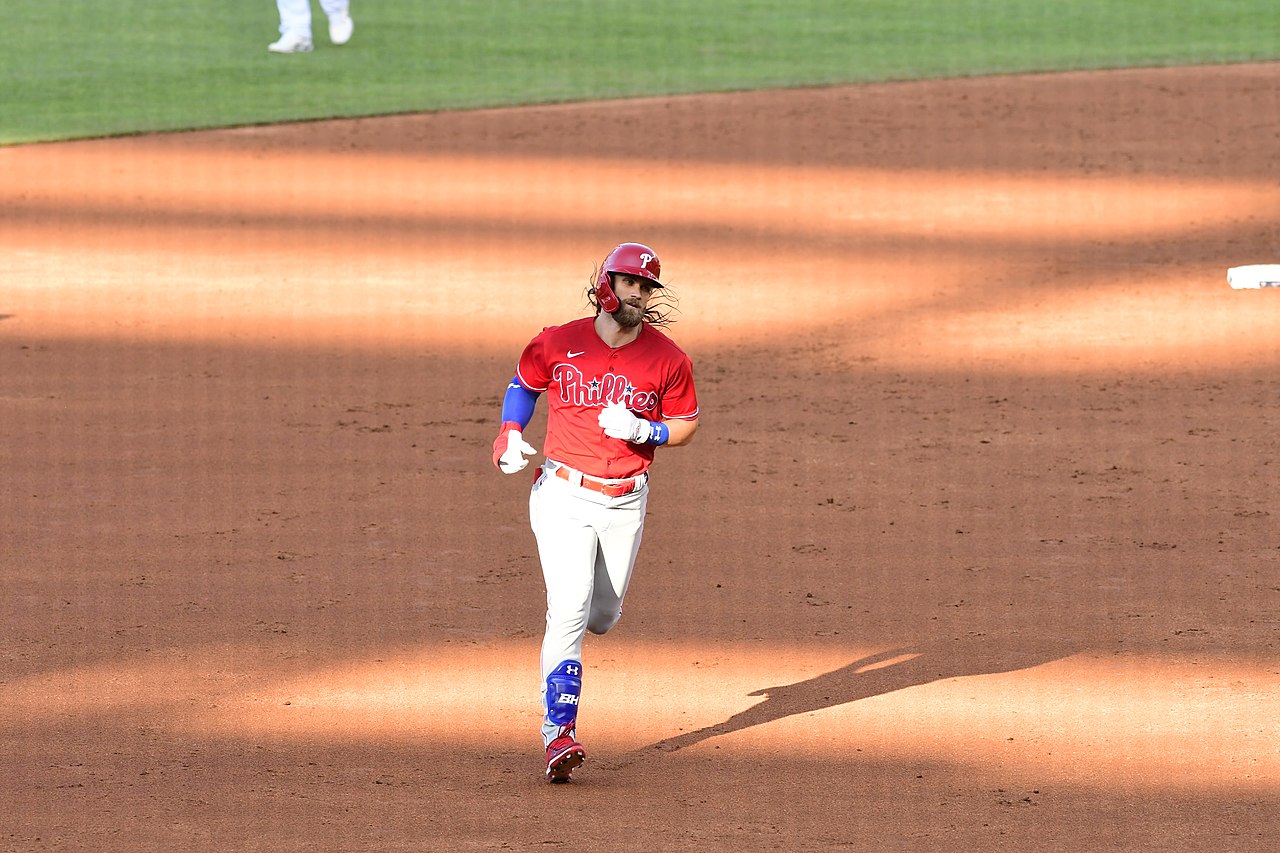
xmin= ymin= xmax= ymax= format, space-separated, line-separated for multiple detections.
xmin=515 ymin=317 xmax=699 ymax=479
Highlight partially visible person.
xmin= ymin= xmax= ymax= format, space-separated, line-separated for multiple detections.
xmin=268 ymin=0 xmax=354 ymax=54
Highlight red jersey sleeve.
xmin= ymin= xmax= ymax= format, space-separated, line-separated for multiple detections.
xmin=514 ymin=326 xmax=556 ymax=392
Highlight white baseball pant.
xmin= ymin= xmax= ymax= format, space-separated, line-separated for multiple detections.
xmin=276 ymin=0 xmax=349 ymax=39
xmin=530 ymin=461 xmax=647 ymax=746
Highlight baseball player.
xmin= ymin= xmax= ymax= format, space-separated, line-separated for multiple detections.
xmin=492 ymin=242 xmax=700 ymax=783
xmin=268 ymin=0 xmax=353 ymax=53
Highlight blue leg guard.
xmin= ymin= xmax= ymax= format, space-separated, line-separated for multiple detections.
xmin=545 ymin=660 xmax=583 ymax=726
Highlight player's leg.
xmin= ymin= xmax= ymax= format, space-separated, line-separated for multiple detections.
xmin=542 ymin=660 xmax=586 ymax=782
xmin=269 ymin=0 xmax=314 ymax=52
xmin=318 ymin=0 xmax=353 ymax=45
xmin=275 ymin=0 xmax=313 ymax=37
xmin=586 ymin=488 xmax=647 ymax=636
xmin=530 ymin=471 xmax=598 ymax=771
xmin=531 ymin=483 xmax=597 ymax=678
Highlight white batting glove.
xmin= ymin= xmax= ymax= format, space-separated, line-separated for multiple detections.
xmin=598 ymin=401 xmax=653 ymax=444
xmin=494 ymin=426 xmax=538 ymax=474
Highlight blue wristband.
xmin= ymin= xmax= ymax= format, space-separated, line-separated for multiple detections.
xmin=647 ymin=421 xmax=670 ymax=446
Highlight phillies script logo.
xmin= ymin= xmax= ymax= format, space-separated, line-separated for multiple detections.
xmin=553 ymin=364 xmax=659 ymax=412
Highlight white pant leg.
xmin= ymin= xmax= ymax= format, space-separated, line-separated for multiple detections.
xmin=586 ymin=497 xmax=644 ymax=636
xmin=276 ymin=0 xmax=313 ymax=38
xmin=319 ymin=0 xmax=350 ymax=19
xmin=530 ymin=467 xmax=647 ymax=743
xmin=531 ymin=478 xmax=599 ymax=678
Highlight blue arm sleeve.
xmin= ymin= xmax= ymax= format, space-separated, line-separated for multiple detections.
xmin=501 ymin=376 xmax=541 ymax=428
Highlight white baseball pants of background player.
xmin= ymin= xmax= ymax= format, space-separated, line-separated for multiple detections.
xmin=530 ymin=462 xmax=648 ymax=746
xmin=276 ymin=0 xmax=350 ymax=40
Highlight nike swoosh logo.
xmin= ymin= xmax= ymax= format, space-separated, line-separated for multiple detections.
xmin=567 ymin=351 xmax=585 ymax=358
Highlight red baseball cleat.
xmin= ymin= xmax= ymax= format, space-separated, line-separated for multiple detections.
xmin=545 ymin=734 xmax=586 ymax=783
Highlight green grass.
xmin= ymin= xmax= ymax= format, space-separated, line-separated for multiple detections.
xmin=3 ymin=0 xmax=1278 ymax=144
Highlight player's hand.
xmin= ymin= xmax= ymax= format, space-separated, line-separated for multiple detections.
xmin=598 ymin=401 xmax=653 ymax=444
xmin=493 ymin=422 xmax=538 ymax=473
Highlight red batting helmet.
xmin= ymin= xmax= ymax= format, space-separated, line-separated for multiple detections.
xmin=594 ymin=242 xmax=663 ymax=313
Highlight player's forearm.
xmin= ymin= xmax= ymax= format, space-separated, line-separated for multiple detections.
xmin=501 ymin=376 xmax=541 ymax=429
xmin=663 ymin=417 xmax=698 ymax=447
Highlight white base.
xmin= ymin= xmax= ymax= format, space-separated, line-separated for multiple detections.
xmin=1227 ymin=264 xmax=1280 ymax=289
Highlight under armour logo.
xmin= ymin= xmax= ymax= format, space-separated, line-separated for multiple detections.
xmin=565 ymin=664 xmax=580 ymax=676
xmin=639 ymin=253 xmax=655 ymax=269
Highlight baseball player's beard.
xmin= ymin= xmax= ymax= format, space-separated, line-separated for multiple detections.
xmin=612 ymin=301 xmax=644 ymax=329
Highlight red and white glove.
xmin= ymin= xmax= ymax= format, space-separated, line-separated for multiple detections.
xmin=598 ymin=401 xmax=653 ymax=444
xmin=493 ymin=421 xmax=537 ymax=473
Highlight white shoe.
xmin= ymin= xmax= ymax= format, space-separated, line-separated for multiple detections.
xmin=268 ymin=32 xmax=313 ymax=54
xmin=329 ymin=13 xmax=354 ymax=46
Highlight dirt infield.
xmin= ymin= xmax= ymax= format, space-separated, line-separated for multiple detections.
xmin=3 ymin=63 xmax=1279 ymax=851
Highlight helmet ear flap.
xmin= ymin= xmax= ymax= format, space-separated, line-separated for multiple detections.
xmin=594 ymin=270 xmax=620 ymax=313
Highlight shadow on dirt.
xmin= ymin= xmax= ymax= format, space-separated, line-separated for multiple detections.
xmin=630 ymin=630 xmax=1078 ymax=758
